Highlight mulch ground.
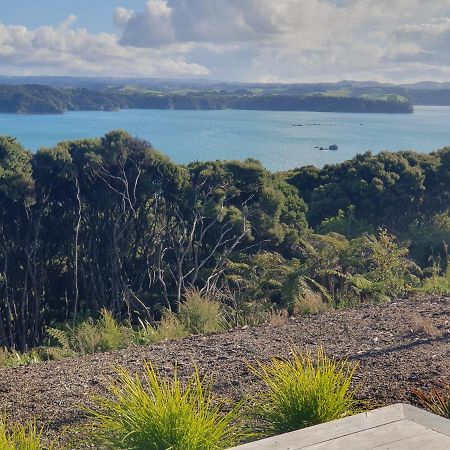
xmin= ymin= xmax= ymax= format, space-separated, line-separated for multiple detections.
xmin=0 ymin=295 xmax=449 ymax=447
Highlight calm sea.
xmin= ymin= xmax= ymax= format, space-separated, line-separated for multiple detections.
xmin=0 ymin=106 xmax=449 ymax=171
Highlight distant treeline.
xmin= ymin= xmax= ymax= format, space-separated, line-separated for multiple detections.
xmin=0 ymin=84 xmax=414 ymax=114
xmin=406 ymin=89 xmax=450 ymax=106
xmin=0 ymin=130 xmax=448 ymax=349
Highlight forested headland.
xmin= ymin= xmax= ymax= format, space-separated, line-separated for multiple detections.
xmin=0 ymin=84 xmax=414 ymax=114
xmin=0 ymin=130 xmax=449 ymax=352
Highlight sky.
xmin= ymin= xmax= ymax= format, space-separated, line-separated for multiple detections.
xmin=1 ymin=0 xmax=450 ymax=83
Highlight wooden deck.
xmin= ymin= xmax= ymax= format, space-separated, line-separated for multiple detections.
xmin=229 ymin=403 xmax=450 ymax=449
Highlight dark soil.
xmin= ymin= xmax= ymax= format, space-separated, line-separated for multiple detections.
xmin=1 ymin=295 xmax=449 ymax=447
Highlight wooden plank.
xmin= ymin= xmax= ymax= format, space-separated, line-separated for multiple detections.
xmin=229 ymin=405 xmax=406 ymax=450
xmin=303 ymin=420 xmax=427 ymax=449
xmin=371 ymin=429 xmax=450 ymax=450
xmin=228 ymin=404 xmax=450 ymax=450
xmin=402 ymin=403 xmax=450 ymax=437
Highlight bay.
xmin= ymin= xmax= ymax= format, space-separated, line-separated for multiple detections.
xmin=0 ymin=106 xmax=449 ymax=171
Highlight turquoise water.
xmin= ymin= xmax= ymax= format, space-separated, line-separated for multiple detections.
xmin=0 ymin=106 xmax=449 ymax=171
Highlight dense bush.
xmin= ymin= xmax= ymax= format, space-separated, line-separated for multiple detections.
xmin=0 ymin=131 xmax=309 ymax=350
xmin=0 ymin=131 xmax=448 ymax=350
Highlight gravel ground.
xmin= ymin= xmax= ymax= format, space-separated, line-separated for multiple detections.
xmin=0 ymin=295 xmax=449 ymax=447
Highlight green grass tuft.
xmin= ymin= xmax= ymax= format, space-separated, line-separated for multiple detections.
xmin=178 ymin=289 xmax=225 ymax=335
xmin=0 ymin=416 xmax=62 ymax=449
xmin=85 ymin=362 xmax=243 ymax=449
xmin=249 ymin=347 xmax=357 ymax=435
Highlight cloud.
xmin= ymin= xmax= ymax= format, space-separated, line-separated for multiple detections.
xmin=114 ymin=0 xmax=450 ymax=82
xmin=2 ymin=1 xmax=450 ymax=82
xmin=116 ymin=0 xmax=299 ymax=47
xmin=387 ymin=18 xmax=450 ymax=65
xmin=0 ymin=16 xmax=209 ymax=77
xmin=118 ymin=1 xmax=175 ymax=47
xmin=114 ymin=8 xmax=135 ymax=28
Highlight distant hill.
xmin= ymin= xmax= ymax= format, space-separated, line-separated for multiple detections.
xmin=0 ymin=85 xmax=119 ymax=113
xmin=0 ymin=84 xmax=414 ymax=114
xmin=0 ymin=76 xmax=449 ymax=106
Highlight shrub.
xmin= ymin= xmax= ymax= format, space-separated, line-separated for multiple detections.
xmin=363 ymin=229 xmax=421 ymax=297
xmin=250 ymin=347 xmax=357 ymax=435
xmin=222 ymin=298 xmax=272 ymax=328
xmin=293 ymin=291 xmax=330 ymax=315
xmin=0 ymin=416 xmax=61 ymax=449
xmin=413 ymin=385 xmax=450 ymax=419
xmin=226 ymin=252 xmax=299 ymax=306
xmin=134 ymin=314 xmax=189 ymax=345
xmin=317 ymin=206 xmax=374 ymax=238
xmin=85 ymin=362 xmax=242 ymax=450
xmin=0 ymin=348 xmax=41 ymax=368
xmin=419 ymin=267 xmax=450 ymax=295
xmin=47 ymin=309 xmax=132 ymax=358
xmin=178 ymin=289 xmax=224 ymax=335
xmin=267 ymin=309 xmax=289 ymax=327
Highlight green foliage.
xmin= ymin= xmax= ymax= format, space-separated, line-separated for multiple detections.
xmin=85 ymin=362 xmax=242 ymax=450
xmin=134 ymin=290 xmax=224 ymax=345
xmin=418 ymin=266 xmax=450 ymax=294
xmin=287 ymin=150 xmax=436 ymax=230
xmin=285 ymin=230 xmax=421 ymax=307
xmin=134 ymin=314 xmax=189 ymax=345
xmin=0 ymin=348 xmax=41 ymax=368
xmin=46 ymin=291 xmax=224 ymax=358
xmin=0 ymin=131 xmax=449 ymax=351
xmin=361 ymin=229 xmax=420 ymax=298
xmin=221 ymin=298 xmax=274 ymax=328
xmin=224 ymin=228 xmax=423 ymax=315
xmin=249 ymin=348 xmax=357 ymax=435
xmin=406 ymin=212 xmax=450 ymax=267
xmin=317 ymin=206 xmax=374 ymax=238
xmin=0 ymin=85 xmax=413 ymax=114
xmin=47 ymin=309 xmax=132 ymax=358
xmin=291 ymin=287 xmax=330 ymax=315
xmin=0 ymin=136 xmax=34 ymax=204
xmin=226 ymin=252 xmax=299 ymax=306
xmin=46 ymin=291 xmax=226 ymax=356
xmin=178 ymin=289 xmax=224 ymax=335
xmin=0 ymin=416 xmax=61 ymax=449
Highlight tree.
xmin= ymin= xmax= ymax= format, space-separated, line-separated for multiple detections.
xmin=0 ymin=137 xmax=40 ymax=349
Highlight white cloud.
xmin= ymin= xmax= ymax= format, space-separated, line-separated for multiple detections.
xmin=0 ymin=16 xmax=209 ymax=77
xmin=114 ymin=0 xmax=450 ymax=82
xmin=387 ymin=18 xmax=450 ymax=65
xmin=2 ymin=1 xmax=450 ymax=82
xmin=114 ymin=8 xmax=134 ymax=28
xmin=118 ymin=1 xmax=175 ymax=47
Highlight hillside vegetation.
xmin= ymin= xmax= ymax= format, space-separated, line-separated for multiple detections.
xmin=0 ymin=84 xmax=414 ymax=114
xmin=0 ymin=131 xmax=449 ymax=352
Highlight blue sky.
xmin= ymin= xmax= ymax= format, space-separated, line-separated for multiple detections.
xmin=1 ymin=0 xmax=450 ymax=82
xmin=0 ymin=1 xmax=140 ymax=32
